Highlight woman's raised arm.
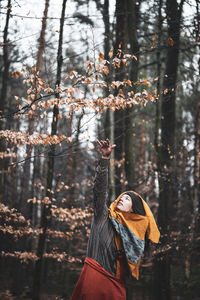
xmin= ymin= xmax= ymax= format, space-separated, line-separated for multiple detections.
xmin=93 ymin=139 xmax=116 ymax=217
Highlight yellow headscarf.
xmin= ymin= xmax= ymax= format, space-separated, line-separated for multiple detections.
xmin=109 ymin=191 xmax=160 ymax=280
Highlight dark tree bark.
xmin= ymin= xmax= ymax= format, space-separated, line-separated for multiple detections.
xmin=0 ymin=0 xmax=11 ymax=118
xmin=184 ymin=3 xmax=200 ymax=280
xmin=102 ymin=0 xmax=116 ymax=201
xmin=194 ymin=0 xmax=200 ymax=233
xmin=103 ymin=0 xmax=111 ymax=141
xmin=0 ymin=0 xmax=12 ymax=202
xmin=194 ymin=101 xmax=200 ymax=229
xmin=154 ymin=0 xmax=163 ymax=155
xmin=32 ymin=1 xmax=67 ymax=299
xmin=124 ymin=0 xmax=139 ymax=190
xmin=114 ymin=0 xmax=127 ymax=196
xmin=114 ymin=0 xmax=140 ymax=194
xmin=158 ymin=0 xmax=184 ymax=232
xmin=153 ymin=1 xmax=184 ymax=299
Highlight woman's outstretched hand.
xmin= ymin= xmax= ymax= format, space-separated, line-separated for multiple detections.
xmin=97 ymin=139 xmax=116 ymax=159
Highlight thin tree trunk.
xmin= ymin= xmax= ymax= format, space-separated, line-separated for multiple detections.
xmin=0 ymin=0 xmax=11 ymax=118
xmin=32 ymin=1 xmax=67 ymax=299
xmin=114 ymin=0 xmax=127 ymax=196
xmin=194 ymin=100 xmax=200 ymax=229
xmin=30 ymin=0 xmax=50 ymax=247
xmin=154 ymin=0 xmax=162 ymax=156
xmin=102 ymin=0 xmax=116 ymax=201
xmin=103 ymin=0 xmax=110 ymax=140
xmin=0 ymin=0 xmax=11 ymax=202
xmin=109 ymin=109 xmax=116 ymax=202
xmin=124 ymin=0 xmax=139 ymax=190
xmin=36 ymin=0 xmax=50 ymax=73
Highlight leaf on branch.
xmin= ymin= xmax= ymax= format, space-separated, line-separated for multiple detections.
xmin=151 ymin=40 xmax=156 ymax=48
xmin=67 ymin=71 xmax=79 ymax=80
xmin=103 ymin=66 xmax=109 ymax=75
xmin=27 ymin=87 xmax=32 ymax=95
xmin=14 ymin=96 xmax=20 ymax=101
xmin=126 ymin=80 xmax=132 ymax=87
xmin=118 ymin=89 xmax=124 ymax=96
xmin=152 ymin=89 xmax=157 ymax=95
xmin=99 ymin=52 xmax=104 ymax=60
xmin=113 ymin=57 xmax=121 ymax=68
xmin=132 ymin=55 xmax=137 ymax=61
xmin=163 ymin=88 xmax=168 ymax=94
xmin=31 ymin=66 xmax=36 ymax=73
xmin=108 ymin=47 xmax=113 ymax=58
xmin=12 ymin=71 xmax=21 ymax=79
xmin=168 ymin=37 xmax=174 ymax=46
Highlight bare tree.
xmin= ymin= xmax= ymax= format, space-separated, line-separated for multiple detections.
xmin=32 ymin=0 xmax=67 ymax=299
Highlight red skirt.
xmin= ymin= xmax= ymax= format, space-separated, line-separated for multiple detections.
xmin=70 ymin=257 xmax=126 ymax=300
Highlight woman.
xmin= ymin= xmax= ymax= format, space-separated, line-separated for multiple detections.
xmin=71 ymin=139 xmax=160 ymax=300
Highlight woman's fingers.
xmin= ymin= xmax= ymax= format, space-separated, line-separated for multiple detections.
xmin=97 ymin=140 xmax=107 ymax=149
xmin=102 ymin=140 xmax=107 ymax=147
xmin=97 ymin=139 xmax=114 ymax=150
xmin=106 ymin=138 xmax=110 ymax=147
xmin=97 ymin=140 xmax=103 ymax=148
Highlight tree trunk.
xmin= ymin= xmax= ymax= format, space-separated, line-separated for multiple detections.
xmin=194 ymin=100 xmax=200 ymax=229
xmin=153 ymin=1 xmax=184 ymax=300
xmin=0 ymin=0 xmax=11 ymax=118
xmin=102 ymin=0 xmax=116 ymax=201
xmin=21 ymin=0 xmax=50 ymax=217
xmin=30 ymin=0 xmax=50 ymax=238
xmin=114 ymin=0 xmax=127 ymax=196
xmin=194 ymin=0 xmax=200 ymax=234
xmin=0 ymin=0 xmax=11 ymax=202
xmin=114 ymin=0 xmax=139 ymax=194
xmin=124 ymin=0 xmax=139 ymax=190
xmin=36 ymin=0 xmax=50 ymax=73
xmin=184 ymin=5 xmax=200 ymax=278
xmin=154 ymin=0 xmax=162 ymax=156
xmin=32 ymin=1 xmax=67 ymax=299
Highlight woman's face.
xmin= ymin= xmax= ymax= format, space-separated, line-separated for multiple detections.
xmin=116 ymin=194 xmax=133 ymax=213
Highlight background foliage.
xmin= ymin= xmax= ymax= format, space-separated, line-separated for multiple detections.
xmin=0 ymin=0 xmax=199 ymax=299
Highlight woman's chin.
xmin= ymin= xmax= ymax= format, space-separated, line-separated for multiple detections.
xmin=117 ymin=206 xmax=123 ymax=211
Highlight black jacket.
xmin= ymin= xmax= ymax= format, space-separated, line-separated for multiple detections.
xmin=86 ymin=158 xmax=117 ymax=276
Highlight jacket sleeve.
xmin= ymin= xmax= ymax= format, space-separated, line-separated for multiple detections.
xmin=93 ymin=158 xmax=109 ymax=217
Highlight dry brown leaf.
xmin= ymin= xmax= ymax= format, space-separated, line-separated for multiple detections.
xmin=99 ymin=52 xmax=104 ymax=59
xmin=12 ymin=71 xmax=21 ymax=79
xmin=151 ymin=40 xmax=156 ymax=48
xmin=168 ymin=37 xmax=174 ymax=46
xmin=103 ymin=66 xmax=109 ymax=75
xmin=108 ymin=47 xmax=113 ymax=58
